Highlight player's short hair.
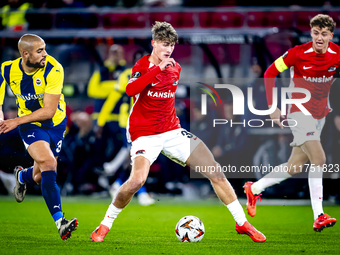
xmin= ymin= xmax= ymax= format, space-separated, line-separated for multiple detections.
xmin=310 ymin=14 xmax=336 ymax=32
xmin=152 ymin=21 xmax=178 ymax=44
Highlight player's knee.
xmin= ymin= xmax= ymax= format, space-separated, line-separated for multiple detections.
xmin=128 ymin=176 xmax=146 ymax=193
xmin=36 ymin=157 xmax=57 ymax=171
xmin=206 ymin=163 xmax=226 ymax=181
xmin=310 ymin=155 xmax=326 ymax=166
xmin=209 ymin=176 xmax=226 ymax=185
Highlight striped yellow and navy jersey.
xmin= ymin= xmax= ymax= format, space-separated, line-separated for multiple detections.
xmin=97 ymin=68 xmax=133 ymax=128
xmin=0 ymin=55 xmax=66 ymax=128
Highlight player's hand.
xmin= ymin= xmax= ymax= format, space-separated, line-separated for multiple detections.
xmin=0 ymin=118 xmax=19 ymax=134
xmin=158 ymin=58 xmax=175 ymax=71
xmin=270 ymin=108 xmax=285 ymax=129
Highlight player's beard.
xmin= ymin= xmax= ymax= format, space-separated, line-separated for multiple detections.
xmin=26 ymin=58 xmax=45 ymax=69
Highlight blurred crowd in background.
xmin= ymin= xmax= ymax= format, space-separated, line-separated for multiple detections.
xmin=1 ymin=0 xmax=340 ymax=9
xmin=0 ymin=1 xmax=340 ymax=203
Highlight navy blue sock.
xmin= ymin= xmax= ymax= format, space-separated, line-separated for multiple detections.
xmin=41 ymin=171 xmax=63 ymax=223
xmin=20 ymin=166 xmax=35 ymax=185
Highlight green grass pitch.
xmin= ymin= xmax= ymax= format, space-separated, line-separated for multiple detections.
xmin=0 ymin=196 xmax=339 ymax=255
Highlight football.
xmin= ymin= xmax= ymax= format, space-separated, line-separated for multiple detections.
xmin=175 ymin=216 xmax=205 ymax=242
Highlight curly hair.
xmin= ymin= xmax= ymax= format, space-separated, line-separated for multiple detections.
xmin=310 ymin=14 xmax=336 ymax=32
xmin=151 ymin=21 xmax=178 ymax=44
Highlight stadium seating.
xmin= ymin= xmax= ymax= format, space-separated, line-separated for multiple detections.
xmin=102 ymin=13 xmax=147 ymax=29
xmin=266 ymin=12 xmax=294 ymax=29
xmin=295 ymin=11 xmax=320 ymax=31
xmin=149 ymin=12 xmax=195 ymax=28
xmin=247 ymin=11 xmax=267 ymax=27
xmin=17 ymin=8 xmax=340 ymax=32
xmin=328 ymin=11 xmax=340 ymax=27
xmin=199 ymin=12 xmax=244 ymax=28
xmin=56 ymin=13 xmax=99 ymax=29
xmin=26 ymin=13 xmax=53 ymax=30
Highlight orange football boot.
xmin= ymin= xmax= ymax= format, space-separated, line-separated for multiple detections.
xmin=235 ymin=221 xmax=266 ymax=243
xmin=91 ymin=224 xmax=110 ymax=242
xmin=244 ymin=181 xmax=262 ymax=217
xmin=313 ymin=213 xmax=337 ymax=232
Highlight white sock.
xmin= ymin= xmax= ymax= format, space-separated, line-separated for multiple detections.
xmin=308 ymin=166 xmax=323 ymax=220
xmin=226 ymin=200 xmax=247 ymax=226
xmin=56 ymin=218 xmax=62 ymax=229
xmin=251 ymin=163 xmax=291 ymax=195
xmin=100 ymin=203 xmax=123 ymax=229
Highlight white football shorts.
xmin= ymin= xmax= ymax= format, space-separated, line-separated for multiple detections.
xmin=130 ymin=128 xmax=201 ymax=166
xmin=287 ymin=111 xmax=325 ymax=147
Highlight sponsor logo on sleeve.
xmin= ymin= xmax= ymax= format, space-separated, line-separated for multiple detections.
xmin=132 ymin=72 xmax=141 ymax=78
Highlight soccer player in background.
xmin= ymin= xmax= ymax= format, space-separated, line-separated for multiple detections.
xmin=87 ymin=44 xmax=126 ymax=133
xmin=0 ymin=34 xmax=78 ymax=240
xmin=91 ymin=21 xmax=266 ymax=243
xmin=244 ymin=14 xmax=337 ymax=232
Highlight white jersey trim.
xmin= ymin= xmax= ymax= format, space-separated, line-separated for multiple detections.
xmin=304 ymin=47 xmax=314 ymax=54
xmin=328 ymin=47 xmax=337 ymax=54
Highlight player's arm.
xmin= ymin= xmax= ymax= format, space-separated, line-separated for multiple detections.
xmin=87 ymin=70 xmax=101 ymax=97
xmin=87 ymin=70 xmax=116 ymax=98
xmin=0 ymin=93 xmax=60 ymax=134
xmin=126 ymin=58 xmax=176 ymax=97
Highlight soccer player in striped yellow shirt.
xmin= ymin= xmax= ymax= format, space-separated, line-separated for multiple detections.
xmin=0 ymin=34 xmax=78 ymax=240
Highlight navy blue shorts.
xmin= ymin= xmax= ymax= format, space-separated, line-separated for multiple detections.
xmin=19 ymin=118 xmax=67 ymax=157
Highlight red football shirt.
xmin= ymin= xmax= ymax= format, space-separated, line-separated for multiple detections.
xmin=265 ymin=41 xmax=340 ymax=119
xmin=126 ymin=55 xmax=181 ymax=142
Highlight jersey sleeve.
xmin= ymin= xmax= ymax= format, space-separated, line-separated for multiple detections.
xmin=45 ymin=63 xmax=64 ymax=94
xmin=126 ymin=63 xmax=161 ymax=97
xmin=272 ymin=46 xmax=298 ymax=74
xmin=264 ymin=47 xmax=298 ymax=106
xmin=0 ymin=64 xmax=6 ymax=105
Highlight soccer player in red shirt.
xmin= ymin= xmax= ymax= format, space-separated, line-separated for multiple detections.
xmin=91 ymin=21 xmax=266 ymax=243
xmin=244 ymin=14 xmax=337 ymax=232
